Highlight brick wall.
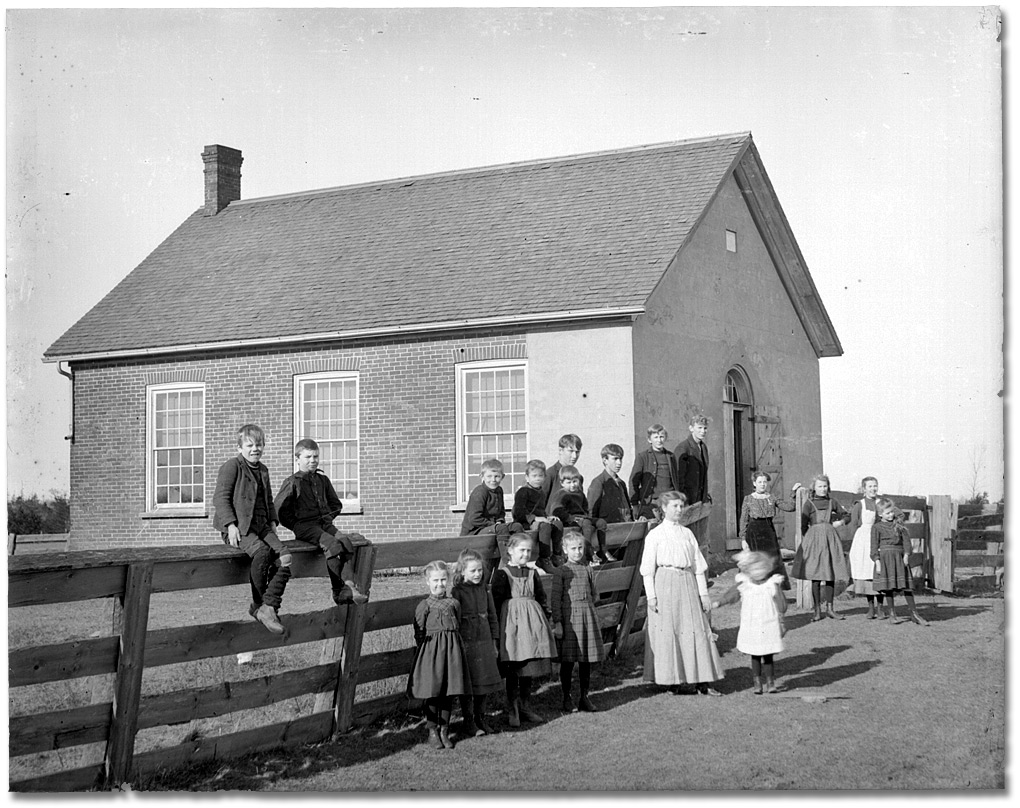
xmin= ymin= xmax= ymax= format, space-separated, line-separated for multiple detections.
xmin=68 ymin=331 xmax=527 ymax=550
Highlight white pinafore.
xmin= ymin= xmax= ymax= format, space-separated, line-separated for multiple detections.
xmin=848 ymin=499 xmax=878 ymax=595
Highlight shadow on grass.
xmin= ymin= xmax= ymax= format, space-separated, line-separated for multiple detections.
xmin=140 ymin=650 xmax=658 ymax=791
xmin=781 ymin=659 xmax=881 ymax=691
xmin=822 ymin=600 xmax=993 ymax=623
xmin=138 ymin=718 xmax=429 ymax=791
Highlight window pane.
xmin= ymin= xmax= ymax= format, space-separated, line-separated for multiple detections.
xmin=459 ymin=364 xmax=528 ymax=499
xmin=297 ymin=374 xmax=359 ymax=501
xmin=151 ymin=385 xmax=205 ymax=509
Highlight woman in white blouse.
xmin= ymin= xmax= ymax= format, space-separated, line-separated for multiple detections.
xmin=640 ymin=491 xmax=724 ymax=695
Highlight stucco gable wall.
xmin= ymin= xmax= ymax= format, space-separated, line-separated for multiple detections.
xmin=632 ymin=174 xmax=824 ymax=549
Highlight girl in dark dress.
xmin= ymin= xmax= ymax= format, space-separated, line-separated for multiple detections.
xmin=871 ymin=499 xmax=929 ymax=625
xmin=407 ymin=561 xmax=471 ymax=749
xmin=790 ymin=474 xmax=850 ymax=622
xmin=738 ymin=472 xmax=799 ymax=591
xmin=451 ymin=549 xmax=502 ymax=736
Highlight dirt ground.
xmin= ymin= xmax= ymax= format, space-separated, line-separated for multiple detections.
xmin=140 ymin=568 xmax=1006 ymax=792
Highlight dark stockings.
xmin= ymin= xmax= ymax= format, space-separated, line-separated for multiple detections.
xmin=424 ymin=696 xmax=452 ymax=728
xmin=560 ymin=661 xmax=592 ymax=697
xmin=506 ymin=672 xmax=534 ymax=704
xmin=751 ymin=654 xmax=775 ymax=679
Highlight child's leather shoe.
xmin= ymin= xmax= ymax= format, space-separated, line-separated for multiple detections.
xmin=335 ymin=581 xmax=369 ymax=604
xmin=255 ymin=604 xmax=284 ymax=634
xmin=439 ymin=726 xmax=455 ymax=749
xmin=507 ymin=700 xmax=521 ymax=727
xmin=518 ymin=703 xmax=545 ymax=723
xmin=577 ymin=695 xmax=598 ymax=712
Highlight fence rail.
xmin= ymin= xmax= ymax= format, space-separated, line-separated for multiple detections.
xmin=7 ymin=514 xmax=681 ymax=792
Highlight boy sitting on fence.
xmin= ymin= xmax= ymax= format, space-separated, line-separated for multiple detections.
xmin=547 ymin=465 xmax=611 ymax=564
xmin=273 ymin=438 xmax=368 ymax=606
xmin=213 ymin=424 xmax=291 ymax=634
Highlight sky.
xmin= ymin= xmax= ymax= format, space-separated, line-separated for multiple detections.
xmin=4 ymin=5 xmax=1004 ymax=505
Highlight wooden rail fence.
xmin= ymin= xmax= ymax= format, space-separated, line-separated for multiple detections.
xmin=7 ymin=511 xmax=703 ymax=792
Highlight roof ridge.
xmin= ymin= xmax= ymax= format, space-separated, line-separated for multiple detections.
xmin=232 ymin=131 xmax=753 ymax=207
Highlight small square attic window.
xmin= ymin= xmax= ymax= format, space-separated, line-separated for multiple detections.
xmin=725 ymin=229 xmax=737 ymax=252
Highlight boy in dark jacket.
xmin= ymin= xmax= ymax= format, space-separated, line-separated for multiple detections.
xmin=587 ymin=443 xmax=633 ymax=539
xmin=274 ymin=438 xmax=368 ymax=605
xmin=630 ymin=424 xmax=680 ymax=521
xmin=547 ymin=465 xmax=610 ymax=565
xmin=213 ymin=424 xmax=290 ymax=634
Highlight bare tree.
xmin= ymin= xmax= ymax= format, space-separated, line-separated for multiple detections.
xmin=967 ymin=444 xmax=988 ymax=504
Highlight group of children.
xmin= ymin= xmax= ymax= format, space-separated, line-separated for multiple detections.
xmin=406 ymin=530 xmax=605 ymax=748
xmin=213 ymin=422 xmax=928 ymax=749
xmin=459 ymin=418 xmax=714 ymax=573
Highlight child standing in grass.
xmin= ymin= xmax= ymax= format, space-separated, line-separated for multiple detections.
xmin=871 ymin=499 xmax=929 ymax=626
xmin=848 ymin=476 xmax=885 ymax=618
xmin=640 ymin=491 xmax=724 ymax=696
xmin=790 ymin=474 xmax=850 ymax=622
xmin=738 ymin=472 xmax=798 ymax=590
xmin=451 ymin=549 xmax=502 ymax=736
xmin=551 ymin=532 xmax=606 ymax=713
xmin=407 ymin=561 xmax=471 ymax=749
xmin=491 ymin=534 xmax=558 ymax=727
xmin=213 ymin=424 xmax=291 ymax=635
xmin=713 ymin=551 xmax=788 ymax=694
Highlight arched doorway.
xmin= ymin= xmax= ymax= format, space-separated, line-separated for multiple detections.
xmin=722 ymin=368 xmax=755 ymax=546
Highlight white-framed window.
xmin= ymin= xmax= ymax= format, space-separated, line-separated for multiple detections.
xmin=293 ymin=371 xmax=360 ymax=507
xmin=456 ymin=360 xmax=528 ymax=503
xmin=725 ymin=228 xmax=737 ymax=252
xmin=146 ymin=383 xmax=206 ymax=511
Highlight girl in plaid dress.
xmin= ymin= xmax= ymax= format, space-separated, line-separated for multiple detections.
xmin=551 ymin=532 xmax=606 ymax=713
xmin=871 ymin=499 xmax=929 ymax=625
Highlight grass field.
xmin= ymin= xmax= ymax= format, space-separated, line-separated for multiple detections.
xmin=10 ymin=565 xmax=1005 ymax=791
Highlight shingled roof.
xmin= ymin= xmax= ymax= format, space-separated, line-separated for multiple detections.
xmin=45 ymin=132 xmax=841 ymax=361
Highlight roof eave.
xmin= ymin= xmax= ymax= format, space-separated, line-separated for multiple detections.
xmin=734 ymin=142 xmax=844 ymax=359
xmin=43 ymin=306 xmax=645 ymax=364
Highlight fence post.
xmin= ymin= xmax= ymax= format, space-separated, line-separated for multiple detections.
xmin=794 ymin=486 xmax=810 ymax=609
xmin=612 ymin=534 xmax=647 ymax=658
xmin=332 ymin=542 xmax=377 ymax=735
xmin=104 ymin=562 xmax=154 ymax=788
xmin=929 ymin=495 xmax=955 ymax=593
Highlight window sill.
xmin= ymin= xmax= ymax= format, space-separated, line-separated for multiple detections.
xmin=140 ymin=508 xmax=209 ymax=519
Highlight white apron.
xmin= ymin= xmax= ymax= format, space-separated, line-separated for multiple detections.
xmin=848 ymin=499 xmax=877 ymax=582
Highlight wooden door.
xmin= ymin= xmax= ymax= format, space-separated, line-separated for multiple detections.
xmin=752 ymin=404 xmax=785 ymax=547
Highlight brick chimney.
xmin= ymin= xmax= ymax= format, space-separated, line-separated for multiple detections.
xmin=202 ymin=145 xmax=243 ymax=215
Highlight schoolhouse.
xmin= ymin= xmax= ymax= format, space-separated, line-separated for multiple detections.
xmin=45 ymin=133 xmax=842 ymax=553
